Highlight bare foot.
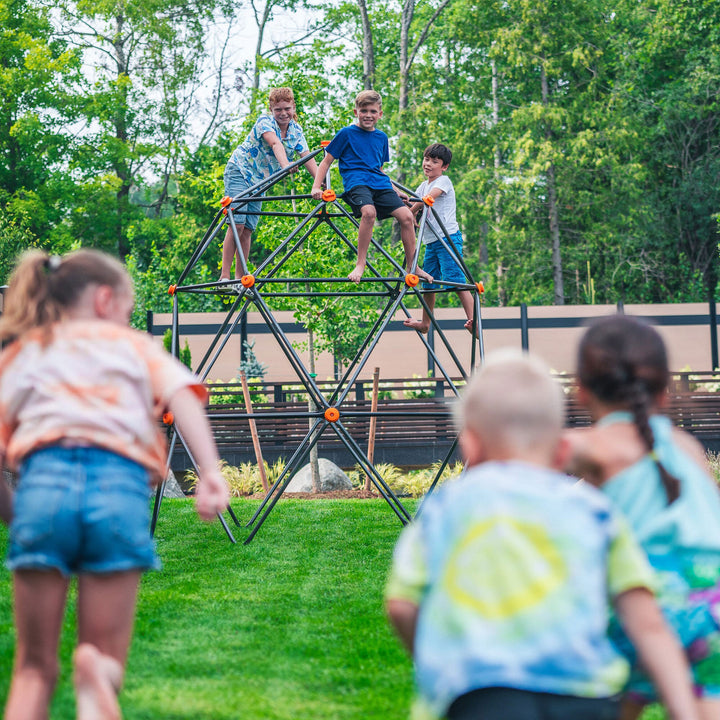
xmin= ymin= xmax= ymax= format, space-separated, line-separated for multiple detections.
xmin=74 ymin=643 xmax=123 ymax=720
xmin=464 ymin=318 xmax=478 ymax=336
xmin=403 ymin=318 xmax=429 ymax=334
xmin=348 ymin=264 xmax=365 ymax=283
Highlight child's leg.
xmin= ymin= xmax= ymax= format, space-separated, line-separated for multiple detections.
xmin=5 ymin=569 xmax=70 ymax=720
xmin=403 ymin=292 xmax=435 ymax=333
xmin=458 ymin=289 xmax=476 ymax=333
xmin=220 ymin=223 xmax=246 ymax=281
xmin=349 ymin=205 xmax=376 ymax=282
xmin=392 ymin=207 xmax=433 ymax=283
xmin=73 ymin=571 xmax=142 ymax=720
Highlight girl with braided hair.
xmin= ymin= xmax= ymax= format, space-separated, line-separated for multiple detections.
xmin=566 ymin=314 xmax=720 ymax=720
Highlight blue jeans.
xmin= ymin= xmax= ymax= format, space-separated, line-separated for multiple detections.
xmin=7 ymin=446 xmax=159 ymax=576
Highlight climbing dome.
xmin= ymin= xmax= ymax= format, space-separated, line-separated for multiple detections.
xmin=156 ymin=148 xmax=486 ymax=542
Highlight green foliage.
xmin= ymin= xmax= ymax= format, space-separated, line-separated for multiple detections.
xmin=0 ymin=0 xmax=718 ymax=311
xmin=402 ymin=372 xmax=435 ymax=400
xmin=186 ymin=458 xmax=287 ymax=497
xmin=239 ymin=339 xmax=268 ymax=380
xmin=161 ymin=328 xmax=192 ymax=369
xmin=0 ymin=213 xmax=39 ymax=284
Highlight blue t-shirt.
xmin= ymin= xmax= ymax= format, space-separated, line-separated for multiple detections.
xmin=325 ymin=124 xmax=392 ymax=192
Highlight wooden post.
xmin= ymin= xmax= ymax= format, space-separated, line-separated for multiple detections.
xmin=239 ymin=370 xmax=269 ymax=492
xmin=365 ymin=367 xmax=380 ymax=492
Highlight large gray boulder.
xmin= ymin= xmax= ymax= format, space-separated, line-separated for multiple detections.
xmin=286 ymin=458 xmax=353 ymax=493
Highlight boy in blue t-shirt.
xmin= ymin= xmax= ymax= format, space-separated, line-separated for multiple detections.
xmin=386 ymin=350 xmax=698 ymax=720
xmin=311 ymin=90 xmax=431 ymax=284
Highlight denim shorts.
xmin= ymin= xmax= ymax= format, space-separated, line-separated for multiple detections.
xmin=224 ymin=163 xmax=261 ymax=231
xmin=7 ymin=446 xmax=160 ymax=576
xmin=423 ymin=231 xmax=466 ymax=289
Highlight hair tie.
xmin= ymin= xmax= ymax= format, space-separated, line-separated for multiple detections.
xmin=44 ymin=255 xmax=62 ymax=273
xmin=648 ymin=449 xmax=659 ymax=462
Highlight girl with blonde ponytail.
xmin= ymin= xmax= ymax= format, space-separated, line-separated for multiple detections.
xmin=0 ymin=249 xmax=228 ymax=720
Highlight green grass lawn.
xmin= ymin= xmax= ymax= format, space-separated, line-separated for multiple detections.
xmin=0 ymin=497 xmax=667 ymax=719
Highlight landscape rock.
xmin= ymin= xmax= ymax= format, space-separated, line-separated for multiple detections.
xmin=286 ymin=458 xmax=353 ymax=493
xmin=162 ymin=469 xmax=186 ymax=498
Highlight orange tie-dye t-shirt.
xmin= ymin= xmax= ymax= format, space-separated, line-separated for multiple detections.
xmin=0 ymin=320 xmax=207 ymax=483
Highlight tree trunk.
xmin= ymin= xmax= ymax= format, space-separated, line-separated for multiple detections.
xmin=541 ymin=64 xmax=564 ymax=305
xmin=356 ymin=0 xmax=375 ymax=89
xmin=491 ymin=58 xmax=506 ymax=306
xmin=307 ymin=320 xmax=321 ymax=493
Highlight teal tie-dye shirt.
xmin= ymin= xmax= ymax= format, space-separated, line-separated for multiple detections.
xmin=386 ymin=461 xmax=655 ymax=720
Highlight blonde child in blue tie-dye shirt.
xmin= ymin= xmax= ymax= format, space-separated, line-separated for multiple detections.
xmin=385 ymin=350 xmax=699 ymax=720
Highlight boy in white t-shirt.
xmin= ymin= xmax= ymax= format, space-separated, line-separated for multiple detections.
xmin=403 ymin=144 xmax=474 ymax=334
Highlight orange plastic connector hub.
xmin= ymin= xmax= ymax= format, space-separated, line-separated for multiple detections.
xmin=168 ymin=284 xmax=177 ymax=296
xmin=324 ymin=407 xmax=340 ymax=422
xmin=320 ymin=140 xmax=331 ymax=147
xmin=405 ymin=274 xmax=419 ymax=287
xmin=221 ymin=196 xmax=232 ymax=207
xmin=222 ymin=208 xmax=227 ymax=215
xmin=322 ymin=189 xmax=336 ymax=202
xmin=475 ymin=281 xmax=485 ymax=294
xmin=240 ymin=275 xmax=255 ymax=288
xmin=423 ymin=194 xmax=435 ymax=206
xmin=162 ymin=412 xmax=174 ymax=425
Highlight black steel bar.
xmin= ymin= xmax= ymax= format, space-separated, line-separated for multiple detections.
xmin=520 ymin=303 xmax=529 ymax=351
xmin=244 ymin=421 xmax=325 ymax=542
xmin=415 ymin=437 xmax=460 ymax=516
xmin=196 ymin=297 xmax=249 ymax=382
xmin=330 ymin=421 xmax=411 ymax=521
xmin=193 ymin=294 xmax=244 ymax=378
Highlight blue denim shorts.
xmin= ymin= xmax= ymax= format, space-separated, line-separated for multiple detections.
xmin=223 ymin=163 xmax=261 ymax=231
xmin=7 ymin=446 xmax=160 ymax=576
xmin=423 ymin=231 xmax=466 ymax=289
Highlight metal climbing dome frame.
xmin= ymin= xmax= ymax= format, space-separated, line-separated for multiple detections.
xmin=154 ymin=146 xmax=486 ymax=543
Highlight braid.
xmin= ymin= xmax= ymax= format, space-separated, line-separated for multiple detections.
xmin=626 ymin=378 xmax=680 ymax=503
xmin=579 ymin=316 xmax=682 ymax=506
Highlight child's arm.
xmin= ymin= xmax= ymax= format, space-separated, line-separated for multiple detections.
xmin=615 ymin=587 xmax=699 ymax=720
xmin=299 ymin=151 xmax=319 ymax=179
xmin=167 ymin=387 xmax=229 ymax=521
xmin=385 ymin=598 xmax=419 ymax=655
xmin=261 ymin=131 xmax=295 ymax=172
xmin=311 ymin=151 xmax=335 ymax=199
xmin=409 ymin=185 xmax=445 ymax=216
xmin=561 ymin=428 xmax=605 ymax=486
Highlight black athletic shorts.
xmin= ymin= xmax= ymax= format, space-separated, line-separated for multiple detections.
xmin=342 ymin=185 xmax=405 ymax=220
xmin=446 ymin=687 xmax=620 ymax=720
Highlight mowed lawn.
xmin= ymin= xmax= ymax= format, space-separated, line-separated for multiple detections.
xmin=0 ymin=497 xmax=666 ymax=719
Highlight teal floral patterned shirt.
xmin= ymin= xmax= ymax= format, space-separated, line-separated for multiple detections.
xmin=226 ymin=114 xmax=309 ymax=185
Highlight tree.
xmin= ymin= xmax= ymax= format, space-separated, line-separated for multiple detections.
xmin=0 ymin=0 xmax=83 ymax=244
xmin=53 ymin=0 xmax=237 ymax=257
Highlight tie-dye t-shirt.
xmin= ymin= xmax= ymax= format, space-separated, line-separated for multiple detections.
xmin=0 ymin=320 xmax=206 ymax=483
xmin=385 ymin=461 xmax=655 ymax=720
xmin=226 ymin=114 xmax=310 ymax=186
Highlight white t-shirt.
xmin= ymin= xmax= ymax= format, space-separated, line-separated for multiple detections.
xmin=415 ymin=174 xmax=459 ymax=243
